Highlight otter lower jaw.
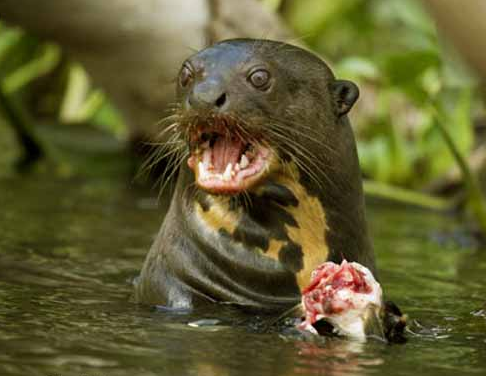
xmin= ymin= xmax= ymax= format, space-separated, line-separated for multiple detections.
xmin=187 ymin=132 xmax=274 ymax=194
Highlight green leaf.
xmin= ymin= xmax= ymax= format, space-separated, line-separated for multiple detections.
xmin=335 ymin=56 xmax=379 ymax=80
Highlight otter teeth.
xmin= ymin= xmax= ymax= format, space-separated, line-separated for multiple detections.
xmin=240 ymin=155 xmax=249 ymax=169
xmin=222 ymin=163 xmax=232 ymax=181
xmin=202 ymin=149 xmax=211 ymax=167
xmin=198 ymin=162 xmax=208 ymax=181
xmin=198 ymin=154 xmax=254 ymax=182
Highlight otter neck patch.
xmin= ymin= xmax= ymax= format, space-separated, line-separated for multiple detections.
xmin=267 ymin=173 xmax=330 ymax=290
xmin=194 ymin=195 xmax=240 ymax=236
xmin=193 ymin=165 xmax=329 ymax=292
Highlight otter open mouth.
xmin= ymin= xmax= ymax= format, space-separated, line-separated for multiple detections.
xmin=187 ymin=129 xmax=273 ymax=194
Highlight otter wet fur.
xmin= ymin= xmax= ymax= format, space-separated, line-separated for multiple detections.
xmin=134 ymin=39 xmax=376 ymax=312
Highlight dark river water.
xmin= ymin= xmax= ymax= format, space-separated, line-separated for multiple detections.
xmin=1 ymin=140 xmax=486 ymax=376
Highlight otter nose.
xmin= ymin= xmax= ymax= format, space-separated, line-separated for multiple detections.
xmin=187 ymin=80 xmax=228 ymax=111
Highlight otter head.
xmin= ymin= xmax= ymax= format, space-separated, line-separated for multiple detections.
xmin=174 ymin=39 xmax=360 ymax=197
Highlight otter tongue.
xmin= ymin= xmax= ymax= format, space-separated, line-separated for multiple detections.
xmin=212 ymin=136 xmax=244 ymax=172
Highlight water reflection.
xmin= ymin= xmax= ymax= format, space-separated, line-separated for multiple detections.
xmin=292 ymin=339 xmax=378 ymax=376
xmin=185 ymin=335 xmax=375 ymax=376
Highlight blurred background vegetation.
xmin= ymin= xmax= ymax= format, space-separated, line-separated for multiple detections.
xmin=0 ymin=0 xmax=485 ymax=221
xmin=280 ymin=0 xmax=482 ymax=187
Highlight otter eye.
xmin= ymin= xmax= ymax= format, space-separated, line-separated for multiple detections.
xmin=179 ymin=64 xmax=193 ymax=88
xmin=248 ymin=69 xmax=270 ymax=90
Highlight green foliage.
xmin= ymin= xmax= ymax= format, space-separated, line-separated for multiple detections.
xmin=286 ymin=0 xmax=479 ymax=188
xmin=0 ymin=22 xmax=126 ymax=140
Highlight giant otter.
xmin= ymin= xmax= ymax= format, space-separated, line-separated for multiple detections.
xmin=135 ymin=39 xmax=376 ymax=312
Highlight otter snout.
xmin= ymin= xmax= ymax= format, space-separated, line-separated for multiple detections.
xmin=186 ymin=78 xmax=229 ymax=112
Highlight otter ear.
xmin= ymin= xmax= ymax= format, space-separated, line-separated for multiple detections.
xmin=332 ymin=80 xmax=359 ymax=116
